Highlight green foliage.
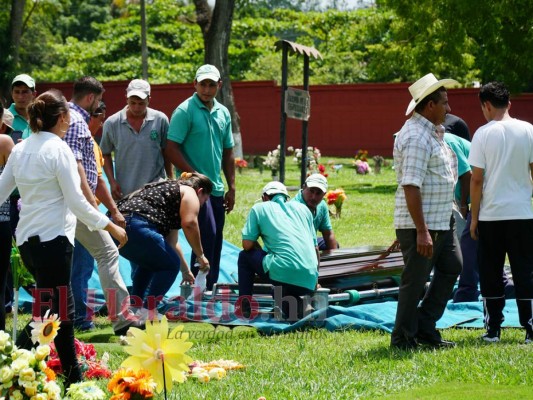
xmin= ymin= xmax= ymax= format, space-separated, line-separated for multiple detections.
xmin=2 ymin=0 xmax=533 ymax=92
xmin=378 ymin=0 xmax=533 ymax=92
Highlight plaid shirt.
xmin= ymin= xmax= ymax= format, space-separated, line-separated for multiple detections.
xmin=393 ymin=113 xmax=458 ymax=230
xmin=65 ymin=102 xmax=98 ymax=194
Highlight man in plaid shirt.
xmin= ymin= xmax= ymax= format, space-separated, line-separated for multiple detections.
xmin=391 ymin=73 xmax=462 ymax=350
xmin=65 ymin=76 xmax=142 ymax=336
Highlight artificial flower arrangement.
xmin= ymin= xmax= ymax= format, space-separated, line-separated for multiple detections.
xmin=294 ymin=146 xmax=321 ymax=173
xmin=317 ymin=164 xmax=328 ymax=178
xmin=353 ymin=159 xmax=371 ymax=175
xmin=47 ymin=338 xmax=111 ymax=380
xmin=355 ymin=149 xmax=368 ymax=162
xmin=235 ymin=157 xmax=248 ymax=174
xmin=116 ymin=317 xmax=245 ymax=398
xmin=263 ymin=145 xmax=282 ymax=177
xmin=107 ymin=368 xmax=157 ymax=400
xmin=1 ymin=310 xmax=244 ymax=400
xmin=325 ymin=188 xmax=347 ymax=218
xmin=188 ymin=359 xmax=244 ymax=383
xmin=0 ymin=312 xmax=62 ymax=400
xmin=327 ymin=160 xmax=343 ymax=174
xmin=373 ymin=155 xmax=385 ymax=174
xmin=353 ymin=149 xmax=372 ymax=174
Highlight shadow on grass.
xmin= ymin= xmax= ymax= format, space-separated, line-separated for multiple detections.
xmin=342 ymin=183 xmax=397 ymax=194
xmin=381 ymin=382 xmax=532 ymax=399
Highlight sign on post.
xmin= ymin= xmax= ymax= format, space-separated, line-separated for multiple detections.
xmin=285 ymin=87 xmax=310 ymax=121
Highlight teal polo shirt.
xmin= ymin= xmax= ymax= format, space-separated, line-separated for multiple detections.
xmin=8 ymin=104 xmax=32 ymax=139
xmin=293 ymin=189 xmax=332 ymax=233
xmin=242 ymin=197 xmax=318 ymax=291
xmin=443 ymin=133 xmax=471 ymax=203
xmin=168 ymin=93 xmax=234 ymax=197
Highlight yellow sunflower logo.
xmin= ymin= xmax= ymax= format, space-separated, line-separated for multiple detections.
xmin=30 ymin=310 xmax=60 ymax=345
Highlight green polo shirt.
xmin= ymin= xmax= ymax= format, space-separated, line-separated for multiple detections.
xmin=443 ymin=133 xmax=471 ymax=203
xmin=293 ymin=189 xmax=333 ymax=233
xmin=242 ymin=197 xmax=318 ymax=291
xmin=9 ymin=104 xmax=32 ymax=139
xmin=168 ymin=93 xmax=233 ymax=197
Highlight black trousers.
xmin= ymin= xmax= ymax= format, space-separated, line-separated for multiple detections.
xmin=392 ymin=219 xmax=462 ymax=345
xmin=17 ymin=235 xmax=82 ymax=385
xmin=478 ymin=220 xmax=533 ymax=332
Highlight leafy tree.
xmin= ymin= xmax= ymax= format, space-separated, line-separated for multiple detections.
xmin=377 ymin=0 xmax=533 ymax=92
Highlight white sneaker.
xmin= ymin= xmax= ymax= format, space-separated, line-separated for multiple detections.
xmin=136 ymin=307 xmax=163 ymax=322
xmin=481 ymin=329 xmax=501 ymax=343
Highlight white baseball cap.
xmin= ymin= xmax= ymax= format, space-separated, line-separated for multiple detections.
xmin=195 ymin=64 xmax=221 ymax=83
xmin=12 ymin=74 xmax=35 ymax=90
xmin=305 ymin=173 xmax=328 ymax=193
xmin=262 ymin=181 xmax=289 ymax=198
xmin=126 ymin=79 xmax=151 ymax=99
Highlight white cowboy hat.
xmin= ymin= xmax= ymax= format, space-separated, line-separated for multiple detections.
xmin=405 ymin=73 xmax=459 ymax=115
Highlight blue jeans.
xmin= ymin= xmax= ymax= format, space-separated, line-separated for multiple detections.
xmin=190 ymin=195 xmax=225 ymax=290
xmin=70 ymin=240 xmax=95 ymax=329
xmin=118 ymin=215 xmax=180 ymax=309
xmin=453 ymin=213 xmax=515 ymax=303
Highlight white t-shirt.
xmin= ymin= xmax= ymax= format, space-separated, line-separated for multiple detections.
xmin=469 ymin=118 xmax=533 ymax=220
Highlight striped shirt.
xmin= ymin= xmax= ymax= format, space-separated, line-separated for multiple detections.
xmin=393 ymin=113 xmax=458 ymax=230
xmin=65 ymin=102 xmax=98 ymax=194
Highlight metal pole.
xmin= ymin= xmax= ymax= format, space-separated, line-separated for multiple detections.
xmin=140 ymin=0 xmax=148 ymax=79
xmin=279 ymin=42 xmax=288 ymax=183
xmin=300 ymin=55 xmax=310 ymax=186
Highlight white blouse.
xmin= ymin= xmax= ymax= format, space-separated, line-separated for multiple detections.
xmin=0 ymin=131 xmax=109 ymax=245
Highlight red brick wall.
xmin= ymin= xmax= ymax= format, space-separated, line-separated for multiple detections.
xmin=39 ymin=80 xmax=533 ymax=157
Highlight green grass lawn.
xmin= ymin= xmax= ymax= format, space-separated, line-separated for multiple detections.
xmin=225 ymin=157 xmax=397 ymax=248
xmin=9 ymin=158 xmax=533 ymax=399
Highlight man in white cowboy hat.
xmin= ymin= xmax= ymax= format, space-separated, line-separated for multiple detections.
xmin=237 ymin=181 xmax=319 ymax=320
xmin=391 ymin=73 xmax=462 ymax=350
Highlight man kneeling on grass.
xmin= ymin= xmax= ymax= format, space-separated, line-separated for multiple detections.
xmin=237 ymin=181 xmax=319 ymax=321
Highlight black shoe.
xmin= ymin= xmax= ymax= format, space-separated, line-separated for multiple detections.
xmin=481 ymin=329 xmax=501 ymax=343
xmin=417 ymin=331 xmax=456 ymax=348
xmin=114 ymin=320 xmax=145 ymax=336
xmin=390 ymin=337 xmax=419 ymax=350
xmin=234 ymin=298 xmax=252 ymax=319
xmin=525 ymin=330 xmax=532 ymax=344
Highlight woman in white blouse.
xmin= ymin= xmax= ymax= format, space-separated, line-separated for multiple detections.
xmin=0 ymin=89 xmax=127 ymax=387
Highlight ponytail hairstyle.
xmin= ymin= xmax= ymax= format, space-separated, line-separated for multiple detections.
xmin=178 ymin=172 xmax=213 ymax=195
xmin=28 ymin=89 xmax=69 ymax=133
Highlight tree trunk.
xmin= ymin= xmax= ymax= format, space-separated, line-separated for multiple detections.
xmin=140 ymin=0 xmax=148 ymax=79
xmin=9 ymin=0 xmax=25 ymax=68
xmin=1 ymin=0 xmax=26 ymax=102
xmin=194 ymin=0 xmax=243 ymax=158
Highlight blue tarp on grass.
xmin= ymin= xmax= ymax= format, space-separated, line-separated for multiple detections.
xmin=163 ymin=298 xmax=520 ymax=335
xmin=18 ymin=230 xmax=242 ymax=311
xmin=17 ymin=215 xmax=521 ymax=335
